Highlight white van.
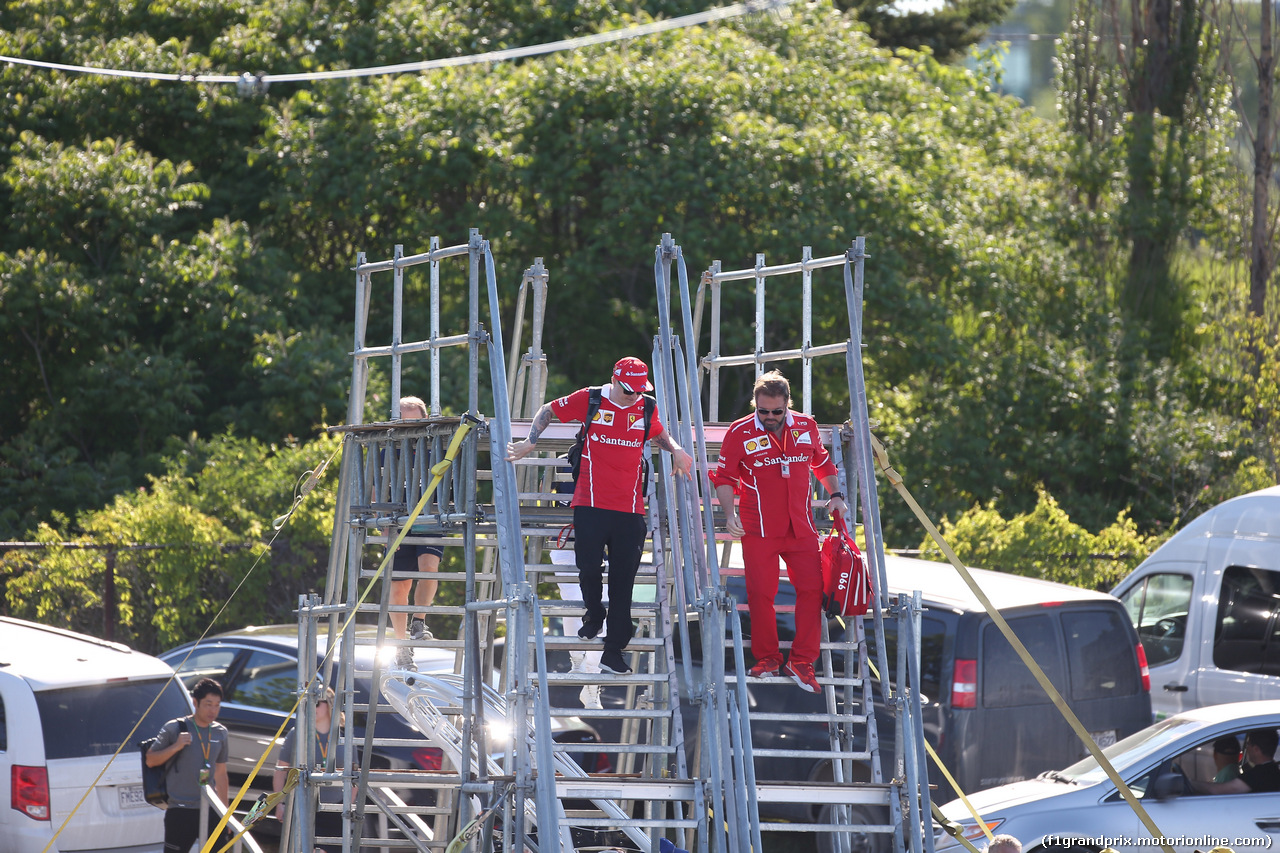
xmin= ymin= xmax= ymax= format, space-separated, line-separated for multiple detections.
xmin=0 ymin=617 xmax=193 ymax=853
xmin=1111 ymin=485 xmax=1280 ymax=720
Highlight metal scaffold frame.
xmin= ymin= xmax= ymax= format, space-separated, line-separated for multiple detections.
xmin=286 ymin=225 xmax=934 ymax=853
xmin=672 ymin=233 xmax=934 ymax=853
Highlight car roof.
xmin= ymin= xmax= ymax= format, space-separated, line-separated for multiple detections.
xmin=882 ymin=554 xmax=1120 ymax=612
xmin=1171 ymin=699 xmax=1280 ymax=726
xmin=166 ymin=624 xmax=458 ymax=667
xmin=1154 ymin=485 xmax=1280 ymax=546
xmin=716 ymin=547 xmax=1118 ymax=612
xmin=0 ymin=616 xmax=175 ymax=690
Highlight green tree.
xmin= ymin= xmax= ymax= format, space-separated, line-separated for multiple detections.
xmin=0 ymin=0 xmax=1256 ymax=557
xmin=841 ymin=0 xmax=1017 ymax=61
xmin=0 ymin=432 xmax=339 ymax=652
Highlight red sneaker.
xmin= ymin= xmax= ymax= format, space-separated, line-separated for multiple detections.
xmin=784 ymin=661 xmax=820 ymax=693
xmin=748 ymin=658 xmax=782 ymax=678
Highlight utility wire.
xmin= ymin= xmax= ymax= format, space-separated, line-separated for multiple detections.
xmin=0 ymin=0 xmax=795 ymax=88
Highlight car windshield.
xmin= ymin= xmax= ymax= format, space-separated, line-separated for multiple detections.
xmin=1058 ymin=715 xmax=1207 ymax=784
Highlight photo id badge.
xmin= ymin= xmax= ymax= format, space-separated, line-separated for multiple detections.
xmin=199 ymin=762 xmax=211 ymax=786
xmin=780 ymin=461 xmax=791 ymax=479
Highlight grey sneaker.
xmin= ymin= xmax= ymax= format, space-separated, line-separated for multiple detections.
xmin=409 ymin=617 xmax=433 ymax=641
xmin=569 ymin=651 xmax=586 ymax=673
xmin=394 ymin=645 xmax=417 ymax=672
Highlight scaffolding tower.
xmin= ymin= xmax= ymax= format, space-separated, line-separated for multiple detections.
xmin=279 ymin=228 xmax=934 ymax=853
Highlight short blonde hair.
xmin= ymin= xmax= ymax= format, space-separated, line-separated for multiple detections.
xmin=317 ymin=685 xmax=344 ymax=727
xmin=988 ymin=836 xmax=1022 ymax=853
xmin=399 ymin=396 xmax=427 ymax=418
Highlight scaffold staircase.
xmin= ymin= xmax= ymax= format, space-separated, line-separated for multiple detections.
xmin=279 ymin=228 xmax=934 ymax=853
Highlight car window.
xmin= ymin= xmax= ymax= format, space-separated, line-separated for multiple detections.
xmin=232 ymin=649 xmax=298 ymax=712
xmin=864 ymin=616 xmax=946 ymax=699
xmin=166 ymin=646 xmax=240 ymax=690
xmin=1214 ymin=566 xmax=1280 ymax=675
xmin=1062 ymin=609 xmax=1141 ymax=700
xmin=0 ymin=692 xmax=6 ymax=751
xmin=1120 ymin=572 xmax=1193 ymax=667
xmin=981 ymin=614 xmax=1066 ymax=708
xmin=34 ymin=678 xmax=192 ymax=759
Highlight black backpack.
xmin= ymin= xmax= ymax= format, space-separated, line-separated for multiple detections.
xmin=140 ymin=718 xmax=187 ymax=809
xmin=565 ymin=387 xmax=656 ymax=485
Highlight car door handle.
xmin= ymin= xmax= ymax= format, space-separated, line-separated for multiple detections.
xmin=1256 ymin=819 xmax=1280 ymax=832
xmin=1163 ymin=683 xmax=1189 ymax=692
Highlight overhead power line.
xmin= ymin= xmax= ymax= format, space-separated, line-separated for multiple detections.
xmin=0 ymin=0 xmax=795 ymax=92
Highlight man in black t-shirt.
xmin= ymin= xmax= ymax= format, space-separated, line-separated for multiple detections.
xmin=1194 ymin=728 xmax=1280 ymax=794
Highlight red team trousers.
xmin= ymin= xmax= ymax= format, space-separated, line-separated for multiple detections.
xmin=741 ymin=528 xmax=823 ymax=665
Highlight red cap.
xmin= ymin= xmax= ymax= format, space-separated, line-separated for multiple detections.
xmin=612 ymin=356 xmax=654 ymax=392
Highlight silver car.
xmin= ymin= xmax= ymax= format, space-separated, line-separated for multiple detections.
xmin=935 ymin=700 xmax=1280 ymax=853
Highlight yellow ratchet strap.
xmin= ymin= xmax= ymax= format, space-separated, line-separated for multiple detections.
xmin=868 ymin=434 xmax=1171 ymax=853
xmin=203 ymin=419 xmax=476 ymax=853
xmin=865 ymin=658 xmax=993 ymax=845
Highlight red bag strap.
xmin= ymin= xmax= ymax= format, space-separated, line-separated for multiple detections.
xmin=831 ymin=511 xmax=851 ymax=538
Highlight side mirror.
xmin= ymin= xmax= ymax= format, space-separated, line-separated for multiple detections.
xmin=1150 ymin=772 xmax=1185 ymax=800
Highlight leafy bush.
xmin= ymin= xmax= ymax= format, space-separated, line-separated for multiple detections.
xmin=914 ymin=487 xmax=1165 ymax=591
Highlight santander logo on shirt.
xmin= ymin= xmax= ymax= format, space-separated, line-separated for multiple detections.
xmin=763 ymin=454 xmax=809 ymax=466
xmin=592 ymin=433 xmax=642 ymax=448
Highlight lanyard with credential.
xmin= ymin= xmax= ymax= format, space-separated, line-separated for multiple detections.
xmin=194 ymin=723 xmax=212 ymax=763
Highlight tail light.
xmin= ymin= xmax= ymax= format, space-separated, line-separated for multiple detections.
xmin=1136 ymin=642 xmax=1151 ymax=692
xmin=951 ymin=658 xmax=977 ymax=709
xmin=12 ymin=766 xmax=50 ymax=820
xmin=411 ymin=748 xmax=443 ymax=772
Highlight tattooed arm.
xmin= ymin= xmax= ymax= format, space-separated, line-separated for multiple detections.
xmin=506 ymin=403 xmax=556 ymax=461
xmin=653 ymin=429 xmax=694 ymax=478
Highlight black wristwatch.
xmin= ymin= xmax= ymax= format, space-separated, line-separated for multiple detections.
xmin=828 ymin=491 xmax=844 ymax=500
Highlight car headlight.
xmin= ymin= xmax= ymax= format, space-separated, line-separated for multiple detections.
xmin=936 ymin=818 xmax=1005 ymax=847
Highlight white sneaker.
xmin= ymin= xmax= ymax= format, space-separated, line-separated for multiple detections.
xmin=570 ymin=652 xmax=586 ymax=672
xmin=579 ymin=684 xmax=603 ymax=710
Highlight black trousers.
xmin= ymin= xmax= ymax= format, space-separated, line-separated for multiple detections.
xmin=573 ymin=505 xmax=647 ymax=652
xmin=163 ymin=806 xmax=231 ymax=853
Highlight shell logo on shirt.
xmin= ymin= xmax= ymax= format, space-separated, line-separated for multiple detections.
xmin=591 ymin=410 xmax=615 ymax=426
xmin=744 ymin=435 xmax=772 ymax=454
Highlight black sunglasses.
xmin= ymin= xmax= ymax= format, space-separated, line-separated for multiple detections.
xmin=618 ymin=382 xmax=640 ymax=395
xmin=758 ymin=407 xmax=786 ymax=416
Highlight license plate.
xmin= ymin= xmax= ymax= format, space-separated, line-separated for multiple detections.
xmin=1090 ymin=729 xmax=1117 ymax=748
xmin=119 ymin=785 xmax=147 ymax=809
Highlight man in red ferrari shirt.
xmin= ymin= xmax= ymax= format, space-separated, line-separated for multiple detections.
xmin=710 ymin=370 xmax=848 ymax=692
xmin=508 ymin=356 xmax=693 ymax=676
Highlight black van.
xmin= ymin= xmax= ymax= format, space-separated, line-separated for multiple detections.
xmin=701 ymin=554 xmax=1152 ymax=823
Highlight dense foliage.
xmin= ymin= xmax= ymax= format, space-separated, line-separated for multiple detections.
xmin=0 ymin=0 xmax=1273 ymax=640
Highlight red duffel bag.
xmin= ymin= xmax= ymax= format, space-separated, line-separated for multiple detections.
xmin=821 ymin=513 xmax=871 ymax=617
